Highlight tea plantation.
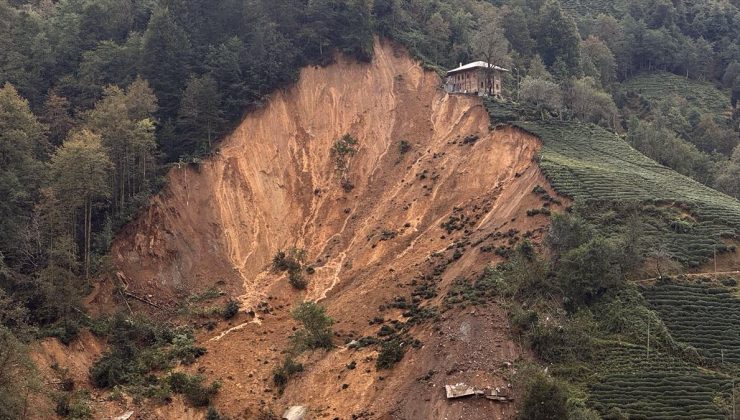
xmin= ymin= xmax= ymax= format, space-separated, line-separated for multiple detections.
xmin=643 ymin=281 xmax=740 ymax=367
xmin=621 ymin=72 xmax=732 ymax=117
xmin=512 ymin=120 xmax=740 ymax=265
xmin=588 ymin=343 xmax=734 ymax=419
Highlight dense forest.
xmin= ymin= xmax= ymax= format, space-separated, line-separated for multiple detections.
xmin=0 ymin=0 xmax=738 ymax=417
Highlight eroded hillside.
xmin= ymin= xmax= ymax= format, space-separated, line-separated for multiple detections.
xmin=84 ymin=40 xmax=566 ymax=419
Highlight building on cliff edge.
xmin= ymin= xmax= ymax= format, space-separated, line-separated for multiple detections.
xmin=444 ymin=61 xmax=509 ymax=98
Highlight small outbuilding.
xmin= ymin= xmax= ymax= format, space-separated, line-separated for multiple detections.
xmin=444 ymin=61 xmax=509 ymax=97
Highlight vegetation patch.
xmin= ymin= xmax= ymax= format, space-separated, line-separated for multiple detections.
xmin=512 ymin=120 xmax=740 ymax=266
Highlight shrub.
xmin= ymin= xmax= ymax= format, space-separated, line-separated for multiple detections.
xmin=519 ymin=372 xmax=568 ymax=420
xmin=398 ymin=140 xmax=411 ymax=154
xmin=206 ymin=407 xmax=225 ymax=420
xmin=288 ymin=270 xmax=307 ymax=290
xmin=557 ymin=237 xmax=625 ymax=307
xmin=290 ymin=302 xmax=333 ymax=351
xmin=222 ymin=299 xmax=239 ymax=319
xmin=272 ymin=357 xmax=304 ymax=393
xmin=90 ymin=351 xmax=132 ymax=388
xmin=376 ymin=338 xmax=407 ymax=369
xmin=166 ymin=372 xmax=220 ymax=407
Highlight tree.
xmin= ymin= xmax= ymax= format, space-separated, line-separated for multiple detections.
xmin=557 ymin=237 xmax=625 ymax=307
xmin=0 ymin=84 xmax=47 ymax=263
xmin=591 ymin=14 xmax=628 ymax=78
xmin=177 ymin=75 xmax=223 ymax=154
xmin=567 ymin=77 xmax=619 ymax=128
xmin=49 ymin=130 xmax=113 ymax=278
xmin=546 ymin=212 xmax=593 ymax=260
xmin=581 ymin=36 xmax=616 ymax=88
xmin=691 ymin=114 xmax=738 ymax=156
xmin=715 ymin=145 xmax=740 ymax=199
xmin=528 ymin=55 xmax=552 ymax=80
xmin=502 ymin=4 xmax=534 ymax=56
xmin=534 ymin=0 xmax=581 ymax=77
xmin=425 ymin=12 xmax=451 ymax=65
xmin=140 ymin=7 xmax=191 ymax=119
xmin=290 ymin=301 xmax=334 ymax=351
xmin=471 ymin=15 xmax=512 ymax=96
xmin=519 ymin=76 xmax=562 ymax=119
xmin=627 ymin=118 xmax=716 ymax=185
xmin=0 ymin=326 xmax=34 ymax=419
xmin=85 ymin=79 xmax=158 ymax=214
xmin=40 ymin=91 xmax=75 ymax=146
xmin=723 ymin=61 xmax=740 ymax=89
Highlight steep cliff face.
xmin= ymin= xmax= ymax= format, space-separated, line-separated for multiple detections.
xmin=107 ymin=40 xmax=565 ymax=419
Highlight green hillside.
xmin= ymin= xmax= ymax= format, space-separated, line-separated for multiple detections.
xmin=622 ymin=72 xmax=732 ymax=117
xmin=513 ymin=120 xmax=740 ymax=266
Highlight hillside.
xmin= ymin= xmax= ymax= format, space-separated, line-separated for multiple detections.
xmin=83 ymin=40 xmax=563 ymax=419
xmin=621 ymin=72 xmax=733 ymax=118
xmin=516 ymin=120 xmax=740 ymax=267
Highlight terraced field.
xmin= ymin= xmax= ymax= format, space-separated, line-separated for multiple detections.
xmin=588 ymin=343 xmax=734 ymax=419
xmin=621 ymin=72 xmax=732 ymax=117
xmin=511 ymin=120 xmax=740 ymax=265
xmin=643 ymin=281 xmax=740 ymax=367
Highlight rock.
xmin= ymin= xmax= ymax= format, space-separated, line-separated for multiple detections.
xmin=283 ymin=406 xmax=307 ymax=420
xmin=113 ymin=412 xmax=134 ymax=420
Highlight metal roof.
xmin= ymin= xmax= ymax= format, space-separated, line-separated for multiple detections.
xmin=447 ymin=61 xmax=509 ymax=75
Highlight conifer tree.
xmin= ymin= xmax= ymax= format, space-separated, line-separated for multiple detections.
xmin=49 ymin=130 xmax=112 ymax=278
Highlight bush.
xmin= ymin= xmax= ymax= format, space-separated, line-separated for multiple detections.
xmin=519 ymin=372 xmax=568 ymax=420
xmin=290 ymin=302 xmax=334 ymax=351
xmin=398 ymin=140 xmax=411 ymax=154
xmin=222 ymin=299 xmax=239 ymax=320
xmin=166 ymin=372 xmax=220 ymax=407
xmin=288 ymin=270 xmax=307 ymax=290
xmin=272 ymin=357 xmax=303 ymax=393
xmin=376 ymin=338 xmax=407 ymax=369
xmin=206 ymin=407 xmax=225 ymax=420
xmin=557 ymin=237 xmax=625 ymax=307
xmin=90 ymin=351 xmax=132 ymax=388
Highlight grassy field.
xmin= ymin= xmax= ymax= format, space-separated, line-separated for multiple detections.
xmin=510 ymin=120 xmax=740 ymax=265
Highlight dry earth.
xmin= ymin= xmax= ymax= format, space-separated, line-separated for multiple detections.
xmin=32 ymin=40 xmax=567 ymax=420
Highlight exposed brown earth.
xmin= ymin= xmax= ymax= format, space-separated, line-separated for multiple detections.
xmin=34 ymin=40 xmax=568 ymax=419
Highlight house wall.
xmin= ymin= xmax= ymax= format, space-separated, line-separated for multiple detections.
xmin=446 ymin=69 xmax=503 ymax=96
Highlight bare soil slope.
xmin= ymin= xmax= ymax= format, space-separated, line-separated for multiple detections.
xmin=103 ymin=40 xmax=565 ymax=419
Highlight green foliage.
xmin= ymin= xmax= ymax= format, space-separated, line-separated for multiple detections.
xmin=534 ymin=0 xmax=582 ymax=78
xmin=0 ymin=326 xmax=35 ymax=419
xmin=519 ymin=370 xmax=569 ymax=420
xmin=0 ymin=83 xmax=47 ymax=259
xmin=515 ymin=120 xmax=740 ymax=266
xmin=54 ymin=391 xmax=92 ymax=419
xmin=557 ymin=237 xmax=625 ymax=307
xmin=375 ymin=337 xmax=408 ymax=370
xmin=166 ymin=372 xmax=220 ymax=407
xmin=290 ymin=302 xmax=334 ymax=351
xmin=272 ymin=248 xmax=308 ymax=290
xmin=331 ymin=134 xmax=358 ymax=188
xmin=272 ymin=356 xmax=304 ymax=393
xmin=222 ymin=299 xmax=240 ymax=320
xmin=90 ymin=315 xmax=206 ymax=393
xmin=643 ymin=281 xmax=740 ymax=366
